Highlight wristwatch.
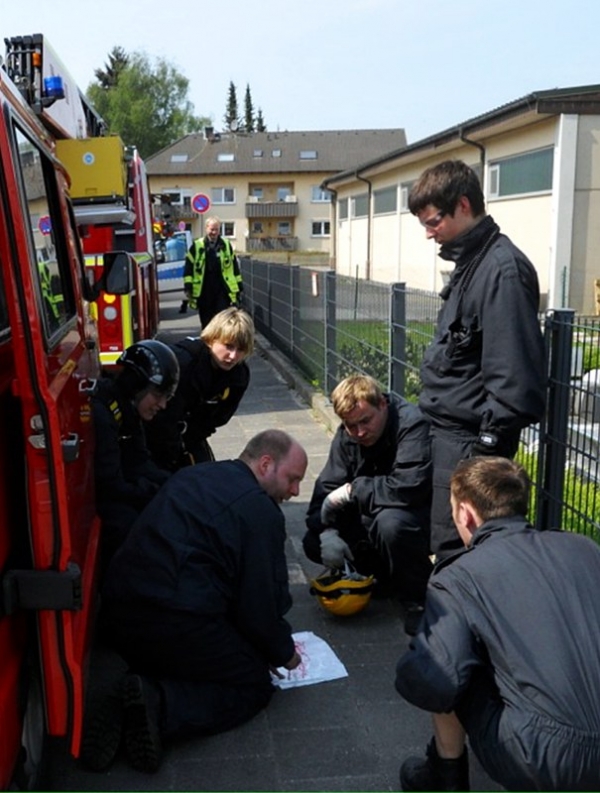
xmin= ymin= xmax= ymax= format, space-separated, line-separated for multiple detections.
xmin=477 ymin=431 xmax=498 ymax=449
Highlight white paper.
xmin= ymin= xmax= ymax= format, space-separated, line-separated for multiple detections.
xmin=271 ymin=630 xmax=348 ymax=689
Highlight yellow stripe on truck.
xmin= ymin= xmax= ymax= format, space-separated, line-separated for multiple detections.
xmin=120 ymin=294 xmax=134 ymax=348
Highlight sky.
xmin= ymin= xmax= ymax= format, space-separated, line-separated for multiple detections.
xmin=2 ymin=0 xmax=600 ymax=145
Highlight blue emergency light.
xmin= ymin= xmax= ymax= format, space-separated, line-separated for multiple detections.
xmin=43 ymin=75 xmax=65 ymax=100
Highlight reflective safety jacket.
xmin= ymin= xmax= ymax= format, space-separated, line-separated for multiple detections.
xmin=183 ymin=236 xmax=242 ymax=307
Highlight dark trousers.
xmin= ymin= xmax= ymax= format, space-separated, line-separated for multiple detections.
xmin=429 ymin=425 xmax=520 ymax=561
xmin=303 ymin=504 xmax=432 ymax=602
xmin=101 ymin=603 xmax=274 ymax=740
xmin=197 ymin=293 xmax=232 ymax=329
xmin=456 ymin=669 xmax=600 ymax=791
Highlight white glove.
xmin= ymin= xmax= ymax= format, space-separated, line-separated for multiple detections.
xmin=319 ymin=529 xmax=354 ymax=569
xmin=320 ymin=483 xmax=352 ymax=526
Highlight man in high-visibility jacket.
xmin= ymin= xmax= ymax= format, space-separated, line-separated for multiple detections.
xmin=183 ymin=216 xmax=243 ymax=328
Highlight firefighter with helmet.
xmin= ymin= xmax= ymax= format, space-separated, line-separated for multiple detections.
xmin=91 ymin=340 xmax=179 ymax=571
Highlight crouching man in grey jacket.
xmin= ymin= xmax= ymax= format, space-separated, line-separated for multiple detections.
xmin=395 ymin=456 xmax=600 ymax=792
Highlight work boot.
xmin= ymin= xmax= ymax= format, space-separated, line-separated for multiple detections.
xmin=80 ymin=681 xmax=123 ymax=772
xmin=178 ymin=300 xmax=188 ymax=314
xmin=122 ymin=674 xmax=163 ymax=774
xmin=400 ymin=737 xmax=470 ymax=791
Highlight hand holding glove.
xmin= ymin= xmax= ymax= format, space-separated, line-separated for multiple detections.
xmin=319 ymin=529 xmax=354 ymax=569
xmin=320 ymin=483 xmax=352 ymax=526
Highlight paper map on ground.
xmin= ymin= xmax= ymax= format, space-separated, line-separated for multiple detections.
xmin=271 ymin=631 xmax=348 ymax=689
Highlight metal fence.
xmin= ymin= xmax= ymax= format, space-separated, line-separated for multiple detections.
xmin=240 ymin=258 xmax=600 ymax=542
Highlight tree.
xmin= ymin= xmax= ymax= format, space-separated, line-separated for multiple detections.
xmin=223 ymin=81 xmax=240 ymax=132
xmin=94 ymin=46 xmax=129 ymax=89
xmin=243 ymin=84 xmax=254 ymax=133
xmin=256 ymin=107 xmax=266 ymax=133
xmin=87 ymin=51 xmax=210 ymax=159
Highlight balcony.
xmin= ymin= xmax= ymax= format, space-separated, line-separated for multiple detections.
xmin=246 ymin=236 xmax=299 ymax=252
xmin=157 ymin=204 xmax=196 ymax=222
xmin=245 ymin=199 xmax=298 ymax=219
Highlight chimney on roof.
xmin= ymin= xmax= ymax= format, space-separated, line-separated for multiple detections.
xmin=204 ymin=125 xmax=215 ymax=141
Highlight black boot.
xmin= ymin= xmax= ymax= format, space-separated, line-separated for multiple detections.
xmin=400 ymin=737 xmax=470 ymax=791
xmin=122 ymin=674 xmax=163 ymax=774
xmin=80 ymin=680 xmax=124 ymax=772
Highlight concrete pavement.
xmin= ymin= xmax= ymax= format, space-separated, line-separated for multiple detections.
xmin=47 ymin=293 xmax=499 ymax=792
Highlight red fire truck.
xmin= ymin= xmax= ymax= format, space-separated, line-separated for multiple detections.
xmin=6 ymin=34 xmax=160 ymax=369
xmin=0 ymin=35 xmax=137 ymax=788
xmin=59 ymin=140 xmax=160 ymax=366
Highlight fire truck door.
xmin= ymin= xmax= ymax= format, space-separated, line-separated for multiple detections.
xmin=2 ymin=121 xmax=101 ymax=756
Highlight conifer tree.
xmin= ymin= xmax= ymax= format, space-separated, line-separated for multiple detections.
xmin=244 ymin=84 xmax=254 ymax=132
xmin=224 ymin=81 xmax=240 ymax=131
xmin=256 ymin=107 xmax=266 ymax=133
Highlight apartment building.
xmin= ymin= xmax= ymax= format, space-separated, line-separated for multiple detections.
xmin=146 ymin=127 xmax=407 ymax=257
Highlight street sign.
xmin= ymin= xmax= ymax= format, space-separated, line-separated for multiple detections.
xmin=192 ymin=193 xmax=211 ymax=214
xmin=39 ymin=216 xmax=52 ymax=235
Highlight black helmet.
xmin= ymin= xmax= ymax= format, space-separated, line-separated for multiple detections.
xmin=117 ymin=340 xmax=179 ymax=399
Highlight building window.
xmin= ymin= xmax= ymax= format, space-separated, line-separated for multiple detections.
xmin=211 ymin=187 xmax=235 ymax=204
xmin=272 ymin=149 xmax=282 ymax=158
xmin=277 ymin=186 xmax=292 ymax=201
xmin=300 ymin=150 xmax=317 ymax=159
xmin=277 ymin=221 xmax=291 ymax=236
xmin=311 ymin=186 xmax=332 ymax=203
xmin=311 ymin=221 xmax=330 ymax=237
xmin=162 ymin=190 xmax=183 ymax=205
xmin=373 ymin=186 xmax=397 ymax=215
xmin=253 ymin=149 xmax=263 ymax=157
xmin=400 ymin=181 xmax=415 ymax=212
xmin=338 ymin=197 xmax=348 ymax=220
xmin=221 ymin=221 xmax=235 ymax=237
xmin=252 ymin=221 xmax=263 ymax=233
xmin=352 ymin=193 xmax=369 ymax=218
xmin=170 ymin=153 xmax=188 ymax=163
xmin=488 ymin=147 xmax=554 ymax=198
xmin=217 ymin=152 xmax=235 ymax=162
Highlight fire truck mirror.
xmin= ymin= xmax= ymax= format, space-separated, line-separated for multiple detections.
xmin=102 ymin=251 xmax=134 ymax=295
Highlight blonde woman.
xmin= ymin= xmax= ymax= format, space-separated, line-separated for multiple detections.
xmin=145 ymin=307 xmax=254 ymax=468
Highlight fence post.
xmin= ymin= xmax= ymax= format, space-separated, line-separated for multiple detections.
xmin=291 ymin=265 xmax=300 ymax=366
xmin=535 ymin=308 xmax=575 ymax=531
xmin=390 ymin=282 xmax=406 ymax=397
xmin=240 ymin=257 xmax=252 ymax=314
xmin=325 ymin=270 xmax=337 ymax=395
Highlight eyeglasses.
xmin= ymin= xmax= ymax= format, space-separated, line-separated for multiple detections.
xmin=420 ymin=210 xmax=446 ymax=229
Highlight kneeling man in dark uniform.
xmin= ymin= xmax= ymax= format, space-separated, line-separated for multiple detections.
xmin=83 ymin=429 xmax=307 ymax=774
xmin=303 ymin=374 xmax=433 ymax=634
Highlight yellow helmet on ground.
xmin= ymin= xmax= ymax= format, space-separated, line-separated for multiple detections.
xmin=309 ymin=562 xmax=375 ymax=617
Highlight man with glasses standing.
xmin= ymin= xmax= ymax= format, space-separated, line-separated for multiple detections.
xmin=408 ymin=160 xmax=545 ymax=561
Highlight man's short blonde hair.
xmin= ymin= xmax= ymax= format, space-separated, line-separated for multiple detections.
xmin=331 ymin=374 xmax=384 ymax=418
xmin=200 ymin=307 xmax=255 ymax=356
xmin=205 ymin=215 xmax=221 ymax=229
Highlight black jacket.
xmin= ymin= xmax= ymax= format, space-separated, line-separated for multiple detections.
xmin=395 ymin=518 xmax=600 ymax=744
xmin=102 ymin=459 xmax=295 ymax=668
xmin=306 ymin=393 xmax=431 ymax=536
xmin=419 ymin=216 xmax=546 ymax=440
xmin=91 ymin=377 xmax=170 ymax=527
xmin=145 ymin=338 xmax=250 ymax=470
